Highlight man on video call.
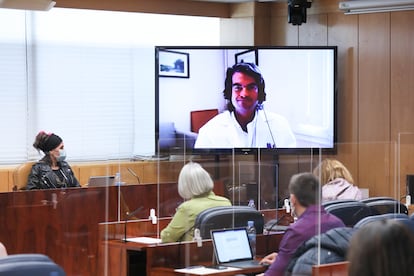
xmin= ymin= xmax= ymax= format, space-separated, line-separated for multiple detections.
xmin=194 ymin=62 xmax=296 ymax=149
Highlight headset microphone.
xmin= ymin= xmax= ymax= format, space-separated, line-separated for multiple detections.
xmin=262 ymin=106 xmax=277 ymax=148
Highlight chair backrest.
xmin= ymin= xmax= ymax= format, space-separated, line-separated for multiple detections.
xmin=354 ymin=213 xmax=409 ymax=229
xmin=360 ymin=196 xmax=396 ymax=204
xmin=190 ymin=109 xmax=218 ymax=133
xmin=363 ymin=198 xmax=408 ymax=215
xmin=0 ymin=253 xmax=65 ymax=276
xmin=194 ymin=206 xmax=264 ymax=239
xmin=324 ymin=201 xmax=371 ymax=227
xmin=322 ymin=199 xmax=359 ymax=208
xmin=12 ymin=162 xmax=36 ymax=191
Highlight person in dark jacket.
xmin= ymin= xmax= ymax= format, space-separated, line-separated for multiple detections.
xmin=26 ymin=131 xmax=80 ymax=190
xmin=285 ymin=227 xmax=355 ymax=275
xmin=258 ymin=173 xmax=345 ymax=276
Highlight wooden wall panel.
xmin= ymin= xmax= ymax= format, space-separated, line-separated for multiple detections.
xmin=390 ymin=12 xmax=414 ymax=196
xmin=264 ymin=3 xmax=414 ymax=197
xmin=327 ymin=13 xmax=359 ymax=183
xmin=269 ymin=13 xmax=298 ymax=46
xmin=358 ymin=13 xmax=391 ymax=196
xmin=74 ymin=162 xmax=113 ymax=186
xmin=358 ymin=13 xmax=390 ymax=142
xmin=0 ymin=169 xmax=10 ymax=192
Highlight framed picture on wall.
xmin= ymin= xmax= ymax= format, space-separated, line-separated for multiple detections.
xmin=158 ymin=49 xmax=189 ymax=78
xmin=235 ymin=49 xmax=258 ymax=65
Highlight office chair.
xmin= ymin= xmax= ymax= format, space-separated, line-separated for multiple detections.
xmin=12 ymin=161 xmax=36 ymax=191
xmin=194 ymin=206 xmax=264 ymax=239
xmin=322 ymin=199 xmax=359 ymax=208
xmin=354 ymin=213 xmax=409 ymax=229
xmin=0 ymin=253 xmax=65 ymax=276
xmin=190 ymin=109 xmax=219 ymax=133
xmin=360 ymin=196 xmax=396 ymax=204
xmin=324 ymin=201 xmax=371 ymax=227
xmin=361 ymin=197 xmax=408 ymax=215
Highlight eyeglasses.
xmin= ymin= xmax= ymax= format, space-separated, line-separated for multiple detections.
xmin=232 ymin=83 xmax=258 ymax=93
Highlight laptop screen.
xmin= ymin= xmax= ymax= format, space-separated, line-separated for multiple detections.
xmin=211 ymin=227 xmax=253 ymax=264
xmin=87 ymin=176 xmax=115 ymax=187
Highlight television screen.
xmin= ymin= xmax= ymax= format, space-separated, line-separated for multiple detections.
xmin=155 ymin=46 xmax=337 ymax=156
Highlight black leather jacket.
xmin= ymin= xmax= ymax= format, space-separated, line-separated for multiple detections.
xmin=26 ymin=159 xmax=80 ymax=190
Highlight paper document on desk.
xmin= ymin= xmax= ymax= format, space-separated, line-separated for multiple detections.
xmin=124 ymin=237 xmax=161 ymax=244
xmin=175 ymin=266 xmax=241 ymax=275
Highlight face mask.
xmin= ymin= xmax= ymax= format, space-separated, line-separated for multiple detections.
xmin=57 ymin=149 xmax=66 ymax=162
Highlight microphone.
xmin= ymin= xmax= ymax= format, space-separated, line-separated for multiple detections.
xmin=261 ymin=106 xmax=277 ymax=148
xmin=264 ymin=214 xmax=288 ymax=233
xmin=123 ymin=206 xmax=143 ymax=242
xmin=193 ymin=228 xmax=202 ymax=247
xmin=127 ymin=168 xmax=141 ymax=184
xmin=148 ymin=208 xmax=157 ymax=224
xmin=284 ymin=198 xmax=291 ymax=213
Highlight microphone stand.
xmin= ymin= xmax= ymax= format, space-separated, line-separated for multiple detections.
xmin=127 ymin=168 xmax=141 ymax=184
xmin=264 ymin=214 xmax=287 ymax=233
xmin=123 ymin=206 xmax=143 ymax=242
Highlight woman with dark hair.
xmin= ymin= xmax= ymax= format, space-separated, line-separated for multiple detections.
xmin=26 ymin=131 xmax=80 ymax=190
xmin=194 ymin=62 xmax=296 ymax=149
xmin=347 ymin=219 xmax=414 ymax=276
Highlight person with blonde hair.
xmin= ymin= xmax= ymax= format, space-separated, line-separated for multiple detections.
xmin=313 ymin=158 xmax=361 ymax=202
xmin=160 ymin=162 xmax=231 ymax=243
xmin=0 ymin=242 xmax=7 ymax=257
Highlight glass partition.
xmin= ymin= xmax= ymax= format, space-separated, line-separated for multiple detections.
xmin=0 ymin=6 xmax=412 ymax=276
xmin=3 ymin=140 xmax=411 ymax=275
xmin=397 ymin=132 xmax=414 ymax=206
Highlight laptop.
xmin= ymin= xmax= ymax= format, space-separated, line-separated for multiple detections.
xmin=87 ymin=176 xmax=115 ymax=187
xmin=210 ymin=227 xmax=263 ymax=268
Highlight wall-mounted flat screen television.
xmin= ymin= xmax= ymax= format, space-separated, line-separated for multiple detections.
xmin=155 ymin=46 xmax=337 ymax=156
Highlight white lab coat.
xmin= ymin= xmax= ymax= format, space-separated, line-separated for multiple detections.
xmin=194 ymin=110 xmax=296 ymax=149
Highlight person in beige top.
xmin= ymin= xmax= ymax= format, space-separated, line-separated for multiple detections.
xmin=0 ymin=242 xmax=7 ymax=257
xmin=313 ymin=158 xmax=362 ymax=202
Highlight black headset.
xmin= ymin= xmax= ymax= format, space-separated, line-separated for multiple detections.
xmin=222 ymin=62 xmax=266 ymax=111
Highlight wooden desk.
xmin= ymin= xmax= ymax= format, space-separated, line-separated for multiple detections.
xmin=312 ymin=261 xmax=349 ymax=276
xmin=99 ymin=228 xmax=284 ymax=276
xmin=151 ymin=266 xmax=265 ymax=276
xmin=0 ymin=179 xmax=289 ymax=276
xmin=0 ymin=183 xmax=183 ymax=276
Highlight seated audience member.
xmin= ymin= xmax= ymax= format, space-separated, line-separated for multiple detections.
xmin=258 ymin=172 xmax=345 ymax=276
xmin=160 ymin=162 xmax=231 ymax=243
xmin=0 ymin=242 xmax=7 ymax=257
xmin=26 ymin=131 xmax=80 ymax=190
xmin=194 ymin=62 xmax=296 ymax=149
xmin=313 ymin=158 xmax=362 ymax=202
xmin=347 ymin=219 xmax=414 ymax=276
xmin=285 ymin=227 xmax=355 ymax=275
